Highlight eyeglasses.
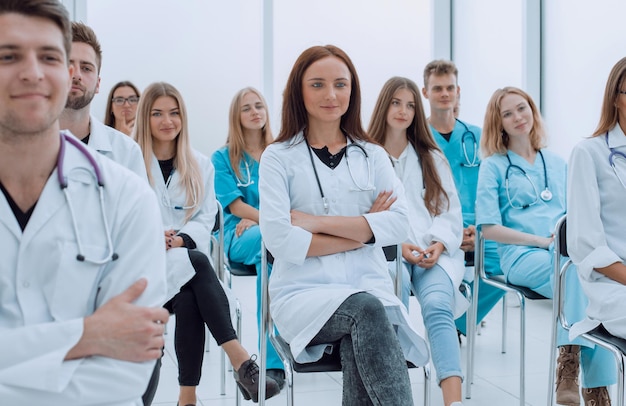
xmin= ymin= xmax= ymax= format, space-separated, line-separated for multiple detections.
xmin=112 ymin=96 xmax=140 ymax=106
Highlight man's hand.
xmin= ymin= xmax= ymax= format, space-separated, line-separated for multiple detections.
xmin=66 ymin=279 xmax=169 ymax=362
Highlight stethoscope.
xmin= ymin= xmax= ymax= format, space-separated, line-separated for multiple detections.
xmin=161 ymin=168 xmax=199 ymax=210
xmin=305 ymin=136 xmax=374 ymax=214
xmin=605 ymin=132 xmax=626 ymax=189
xmin=58 ymin=131 xmax=118 ymax=263
xmin=458 ymin=119 xmax=480 ymax=167
xmin=504 ymin=149 xmax=552 ymax=209
xmin=235 ymin=158 xmax=254 ymax=187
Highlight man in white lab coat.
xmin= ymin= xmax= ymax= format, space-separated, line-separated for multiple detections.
xmin=59 ymin=21 xmax=146 ymax=179
xmin=0 ymin=1 xmax=169 ymax=405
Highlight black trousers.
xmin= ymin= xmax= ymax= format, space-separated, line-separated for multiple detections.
xmin=166 ymin=249 xmax=238 ymax=386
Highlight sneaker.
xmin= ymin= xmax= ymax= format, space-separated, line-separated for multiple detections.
xmin=234 ymin=355 xmax=280 ymax=402
xmin=267 ymin=368 xmax=286 ymax=390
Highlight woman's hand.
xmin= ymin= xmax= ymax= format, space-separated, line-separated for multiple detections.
xmin=164 ymin=229 xmax=184 ymax=250
xmin=368 ymin=190 xmax=396 ymax=213
xmin=235 ymin=218 xmax=258 ymax=237
xmin=419 ymin=241 xmax=445 ymax=269
xmin=290 ymin=210 xmax=320 ymax=233
xmin=460 ymin=225 xmax=476 ymax=252
xmin=402 ymin=243 xmax=424 ymax=264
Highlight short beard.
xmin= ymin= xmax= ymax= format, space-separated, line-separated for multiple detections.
xmin=65 ymin=91 xmax=95 ymax=110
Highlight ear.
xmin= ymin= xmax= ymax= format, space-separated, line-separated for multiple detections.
xmin=95 ymin=76 xmax=101 ymax=95
xmin=421 ymin=86 xmax=428 ymax=99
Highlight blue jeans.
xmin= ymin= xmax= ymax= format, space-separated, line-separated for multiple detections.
xmin=228 ymin=225 xmax=283 ymax=370
xmin=309 ymin=292 xmax=413 ymax=406
xmin=400 ymin=262 xmax=463 ymax=384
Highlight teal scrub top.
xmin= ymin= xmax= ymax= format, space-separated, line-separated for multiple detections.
xmin=431 ymin=119 xmax=481 ymax=227
xmin=211 ymin=146 xmax=260 ymax=252
xmin=476 ymin=149 xmax=567 ymax=272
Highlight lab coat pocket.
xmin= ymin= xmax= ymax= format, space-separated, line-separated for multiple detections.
xmin=49 ymin=242 xmax=106 ymax=320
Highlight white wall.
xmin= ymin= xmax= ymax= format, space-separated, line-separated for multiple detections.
xmin=543 ymin=0 xmax=626 ymax=160
xmin=86 ymin=0 xmax=432 ymax=157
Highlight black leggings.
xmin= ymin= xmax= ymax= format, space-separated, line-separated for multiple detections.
xmin=168 ymin=249 xmax=238 ymax=386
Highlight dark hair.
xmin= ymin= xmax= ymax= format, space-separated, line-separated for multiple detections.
xmin=275 ymin=45 xmax=367 ymax=143
xmin=593 ymin=57 xmax=626 ymax=137
xmin=71 ymin=21 xmax=102 ymax=72
xmin=368 ymin=76 xmax=449 ymax=216
xmin=0 ymin=0 xmax=71 ymax=60
xmin=104 ymin=81 xmax=141 ymax=127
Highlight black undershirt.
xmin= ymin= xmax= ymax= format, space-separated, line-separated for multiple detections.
xmin=0 ymin=182 xmax=36 ymax=231
xmin=440 ymin=131 xmax=452 ymax=142
xmin=311 ymin=145 xmax=346 ymax=169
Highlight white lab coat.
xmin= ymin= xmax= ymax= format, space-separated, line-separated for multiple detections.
xmin=392 ymin=145 xmax=468 ymax=317
xmin=87 ymin=115 xmax=147 ymax=179
xmin=259 ymin=132 xmax=429 ymax=367
xmin=148 ymin=150 xmax=217 ymax=301
xmin=567 ymin=125 xmax=626 ymax=339
xmin=0 ymin=132 xmax=167 ymax=405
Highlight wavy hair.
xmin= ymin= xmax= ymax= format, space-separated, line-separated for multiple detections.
xmin=368 ymin=77 xmax=448 ymax=216
xmin=134 ymin=82 xmax=204 ymax=222
xmin=275 ymin=45 xmax=368 ymax=143
xmin=593 ymin=57 xmax=626 ymax=137
xmin=481 ymin=86 xmax=546 ymax=157
xmin=226 ymin=87 xmax=273 ymax=179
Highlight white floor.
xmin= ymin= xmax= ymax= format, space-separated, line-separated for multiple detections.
xmin=151 ymin=276 xmax=574 ymax=406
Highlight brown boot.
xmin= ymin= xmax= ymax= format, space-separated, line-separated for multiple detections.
xmin=582 ymin=387 xmax=611 ymax=406
xmin=556 ymin=345 xmax=581 ymax=405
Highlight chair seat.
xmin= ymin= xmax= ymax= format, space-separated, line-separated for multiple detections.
xmin=487 ymin=274 xmax=549 ymax=300
xmin=273 ymin=335 xmax=343 ymax=373
xmin=228 ymin=261 xmax=257 ymax=276
xmin=588 ymin=324 xmax=626 ymax=355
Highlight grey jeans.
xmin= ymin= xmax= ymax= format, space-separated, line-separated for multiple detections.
xmin=309 ymin=292 xmax=413 ymax=406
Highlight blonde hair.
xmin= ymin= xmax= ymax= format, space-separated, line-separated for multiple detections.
xmin=226 ymin=87 xmax=273 ymax=179
xmin=134 ymin=82 xmax=204 ymax=223
xmin=368 ymin=76 xmax=449 ymax=216
xmin=593 ymin=57 xmax=626 ymax=137
xmin=481 ymin=86 xmax=546 ymax=157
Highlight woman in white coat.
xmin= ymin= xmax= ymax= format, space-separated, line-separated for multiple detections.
xmin=369 ymin=77 xmax=466 ymax=406
xmin=135 ymin=82 xmax=279 ymax=406
xmin=568 ymin=57 xmax=626 ymax=404
xmin=259 ymin=45 xmax=429 ymax=405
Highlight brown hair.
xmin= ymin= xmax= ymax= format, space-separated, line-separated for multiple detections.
xmin=226 ymin=87 xmax=273 ymax=179
xmin=481 ymin=86 xmax=546 ymax=157
xmin=104 ymin=81 xmax=141 ymax=127
xmin=275 ymin=45 xmax=368 ymax=143
xmin=71 ymin=21 xmax=102 ymax=72
xmin=593 ymin=57 xmax=626 ymax=137
xmin=423 ymin=59 xmax=458 ymax=89
xmin=368 ymin=76 xmax=449 ymax=216
xmin=135 ymin=82 xmax=204 ymax=222
xmin=0 ymin=0 xmax=71 ymax=60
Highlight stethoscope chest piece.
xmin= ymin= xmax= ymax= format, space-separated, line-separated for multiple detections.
xmin=540 ymin=188 xmax=553 ymax=202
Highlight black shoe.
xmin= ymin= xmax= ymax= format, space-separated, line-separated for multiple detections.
xmin=234 ymin=355 xmax=280 ymax=402
xmin=267 ymin=368 xmax=286 ymax=390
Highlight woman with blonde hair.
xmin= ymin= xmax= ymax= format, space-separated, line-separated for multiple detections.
xmin=477 ymin=86 xmax=614 ymax=406
xmin=135 ymin=82 xmax=279 ymax=406
xmin=369 ymin=76 xmax=466 ymax=406
xmin=211 ymin=87 xmax=285 ymax=388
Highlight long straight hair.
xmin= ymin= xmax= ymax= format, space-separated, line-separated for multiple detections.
xmin=276 ymin=45 xmax=368 ymax=143
xmin=226 ymin=87 xmax=273 ymax=179
xmin=368 ymin=76 xmax=449 ymax=216
xmin=593 ymin=57 xmax=626 ymax=137
xmin=134 ymin=82 xmax=204 ymax=223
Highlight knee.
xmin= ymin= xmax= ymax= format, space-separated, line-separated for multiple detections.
xmin=350 ymin=292 xmax=387 ymax=322
xmin=187 ymin=250 xmax=215 ymax=275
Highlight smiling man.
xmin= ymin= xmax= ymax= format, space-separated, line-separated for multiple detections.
xmin=59 ymin=22 xmax=146 ymax=178
xmin=0 ymin=1 xmax=168 ymax=404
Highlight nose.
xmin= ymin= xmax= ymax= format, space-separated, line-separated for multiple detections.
xmin=18 ymin=53 xmax=44 ymax=83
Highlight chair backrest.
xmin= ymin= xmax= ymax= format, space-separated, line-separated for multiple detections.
xmin=555 ymin=215 xmax=568 ymax=258
xmin=210 ymin=201 xmax=226 ymax=282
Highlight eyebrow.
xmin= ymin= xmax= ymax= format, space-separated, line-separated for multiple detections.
xmin=305 ymin=77 xmax=349 ymax=81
